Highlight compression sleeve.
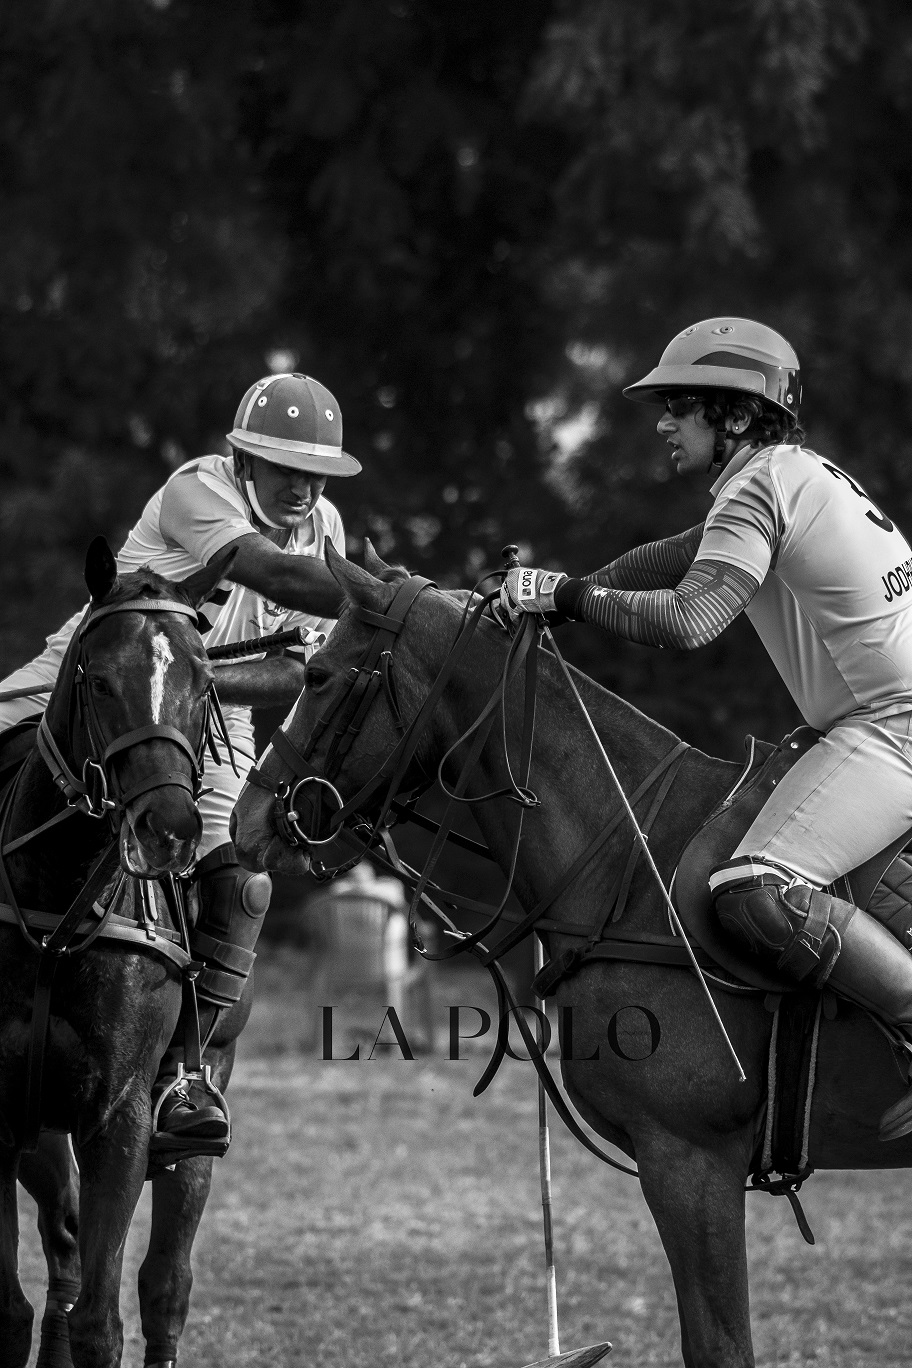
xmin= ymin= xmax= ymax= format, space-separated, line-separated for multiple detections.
xmin=585 ymin=523 xmax=705 ymax=591
xmin=554 ymin=558 xmax=760 ymax=649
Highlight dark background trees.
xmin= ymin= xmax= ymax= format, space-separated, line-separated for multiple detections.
xmin=2 ymin=0 xmax=911 ymax=761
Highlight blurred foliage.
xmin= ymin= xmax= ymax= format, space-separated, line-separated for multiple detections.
xmin=2 ymin=0 xmax=911 ymax=760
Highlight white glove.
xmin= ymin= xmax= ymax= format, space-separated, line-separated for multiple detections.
xmin=499 ymin=566 xmax=568 ymax=624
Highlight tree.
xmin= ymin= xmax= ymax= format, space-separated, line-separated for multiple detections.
xmin=520 ymin=0 xmax=912 ymax=752
xmin=3 ymin=0 xmax=912 ymax=761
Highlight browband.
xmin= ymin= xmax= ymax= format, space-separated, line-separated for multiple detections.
xmin=80 ymin=598 xmax=198 ymax=636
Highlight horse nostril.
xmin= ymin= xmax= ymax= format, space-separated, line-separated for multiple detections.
xmin=135 ymin=799 xmax=201 ymax=849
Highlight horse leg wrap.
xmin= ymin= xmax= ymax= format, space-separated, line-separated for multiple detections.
xmin=711 ymin=860 xmax=912 ymax=1026
xmin=189 ymin=842 xmax=272 ymax=1010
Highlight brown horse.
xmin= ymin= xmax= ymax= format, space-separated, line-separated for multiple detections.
xmin=232 ymin=546 xmax=912 ymax=1368
xmin=0 ymin=539 xmax=247 ymax=1368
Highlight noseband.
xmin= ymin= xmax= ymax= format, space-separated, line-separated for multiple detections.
xmin=36 ymin=596 xmax=222 ymax=821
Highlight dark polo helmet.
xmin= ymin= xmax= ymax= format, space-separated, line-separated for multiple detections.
xmin=228 ymin=373 xmax=361 ymax=475
xmin=623 ymin=317 xmax=801 ymax=418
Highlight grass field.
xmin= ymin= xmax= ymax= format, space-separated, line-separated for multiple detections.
xmin=15 ymin=947 xmax=912 ymax=1368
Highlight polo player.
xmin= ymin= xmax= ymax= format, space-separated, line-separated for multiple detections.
xmin=501 ymin=317 xmax=912 ymax=1142
xmin=0 ymin=371 xmax=360 ymax=1150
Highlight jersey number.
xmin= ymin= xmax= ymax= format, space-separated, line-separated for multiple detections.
xmin=823 ymin=462 xmax=893 ymax=532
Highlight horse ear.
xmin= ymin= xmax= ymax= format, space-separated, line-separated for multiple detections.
xmin=174 ymin=546 xmax=238 ymax=608
xmin=326 ymin=540 xmax=395 ymax=610
xmin=362 ymin=537 xmax=392 ymax=577
xmin=85 ymin=536 xmax=119 ymax=602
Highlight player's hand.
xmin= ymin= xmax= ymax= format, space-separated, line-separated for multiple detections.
xmin=498 ymin=567 xmax=568 ymax=625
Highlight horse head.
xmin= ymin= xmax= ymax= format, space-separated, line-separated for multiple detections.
xmin=43 ymin=536 xmax=232 ymax=878
xmin=232 ymin=541 xmax=496 ymax=875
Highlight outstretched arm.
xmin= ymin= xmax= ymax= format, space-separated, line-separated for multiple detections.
xmin=555 ymin=558 xmax=759 ymax=649
xmin=217 ymin=533 xmax=345 ymax=618
xmin=585 ymin=523 xmax=705 ymax=591
xmin=211 ymin=652 xmax=309 ymax=708
xmin=157 ymin=471 xmax=345 ymax=617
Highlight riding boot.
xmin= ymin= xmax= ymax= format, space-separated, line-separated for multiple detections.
xmin=151 ymin=843 xmax=272 ymax=1147
xmin=152 ymin=1003 xmax=228 ymax=1142
xmin=710 ymin=858 xmax=912 ymax=1142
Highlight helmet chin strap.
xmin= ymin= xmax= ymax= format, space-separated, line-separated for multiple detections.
xmin=245 ymin=477 xmax=286 ymax=531
xmin=709 ymin=426 xmax=749 ymax=473
xmin=239 ymin=451 xmax=287 ymax=531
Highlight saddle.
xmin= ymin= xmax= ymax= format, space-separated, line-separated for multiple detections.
xmin=670 ymin=726 xmax=912 ymax=1228
xmin=673 ymin=725 xmax=912 ymax=991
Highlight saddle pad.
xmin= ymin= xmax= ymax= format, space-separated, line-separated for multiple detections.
xmin=866 ymin=851 xmax=912 ymax=948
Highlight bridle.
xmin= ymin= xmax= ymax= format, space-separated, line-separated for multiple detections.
xmin=31 ymin=595 xmax=231 ymax=831
xmin=246 ymin=573 xmax=714 ymax=1179
xmin=0 ymin=592 xmax=231 ymax=1155
xmin=247 ymin=574 xmax=438 ymax=862
xmin=246 ymin=574 xmax=543 ymax=889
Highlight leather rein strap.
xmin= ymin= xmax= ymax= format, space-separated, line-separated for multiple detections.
xmin=249 ymin=578 xmax=694 ymax=1178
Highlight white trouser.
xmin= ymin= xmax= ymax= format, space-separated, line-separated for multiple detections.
xmin=0 ymin=615 xmax=252 ymax=861
xmin=732 ymin=710 xmax=912 ymax=888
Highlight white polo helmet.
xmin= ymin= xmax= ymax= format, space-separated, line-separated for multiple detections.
xmin=623 ymin=317 xmax=801 ymax=419
xmin=228 ymin=373 xmax=361 ymax=475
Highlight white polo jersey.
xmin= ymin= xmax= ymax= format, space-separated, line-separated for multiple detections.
xmin=23 ymin=454 xmax=344 ymax=738
xmin=118 ymin=453 xmax=343 ymax=655
xmin=696 ymin=444 xmax=912 ymax=731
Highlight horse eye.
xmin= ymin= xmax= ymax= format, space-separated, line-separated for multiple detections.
xmin=305 ymin=665 xmax=328 ymax=691
xmin=89 ymin=675 xmax=111 ymax=696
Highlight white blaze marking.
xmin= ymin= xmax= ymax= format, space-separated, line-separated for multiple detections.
xmin=150 ymin=632 xmax=175 ymax=723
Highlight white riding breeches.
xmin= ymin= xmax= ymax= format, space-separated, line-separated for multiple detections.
xmin=0 ymin=613 xmax=253 ymax=861
xmin=732 ymin=710 xmax=912 ymax=888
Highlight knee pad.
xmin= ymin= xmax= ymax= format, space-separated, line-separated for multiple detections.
xmin=189 ymin=843 xmax=272 ymax=1009
xmin=709 ymin=857 xmax=851 ymax=987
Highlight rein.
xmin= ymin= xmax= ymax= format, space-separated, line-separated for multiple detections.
xmin=245 ymin=576 xmax=695 ymax=1176
xmin=248 ymin=573 xmax=813 ymax=1218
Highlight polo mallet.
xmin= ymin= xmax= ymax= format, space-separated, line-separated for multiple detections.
xmin=515 ymin=937 xmax=611 ymax=1368
xmin=205 ymin=624 xmax=326 ymax=659
xmin=0 ymin=626 xmax=327 ymax=704
xmin=501 ymin=546 xmax=612 ymax=1368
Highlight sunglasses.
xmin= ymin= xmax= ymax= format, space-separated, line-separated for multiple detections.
xmin=663 ymin=395 xmax=706 ymax=418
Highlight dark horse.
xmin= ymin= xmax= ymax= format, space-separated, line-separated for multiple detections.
xmin=0 ymin=539 xmax=245 ymax=1368
xmin=233 ymin=546 xmax=912 ymax=1368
